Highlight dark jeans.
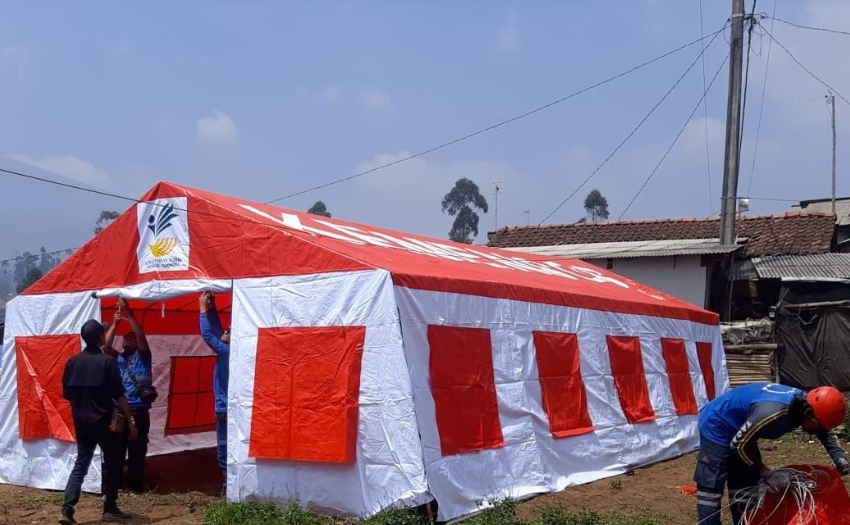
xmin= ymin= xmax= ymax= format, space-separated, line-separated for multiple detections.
xmin=693 ymin=437 xmax=762 ymax=525
xmin=118 ymin=409 xmax=151 ymax=492
xmin=63 ymin=422 xmax=122 ymax=517
xmin=216 ymin=412 xmax=227 ymax=477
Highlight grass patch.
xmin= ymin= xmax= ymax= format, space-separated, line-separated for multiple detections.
xmin=203 ymin=499 xmax=668 ymax=525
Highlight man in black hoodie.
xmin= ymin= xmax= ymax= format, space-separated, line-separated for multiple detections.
xmin=60 ymin=319 xmax=138 ymax=525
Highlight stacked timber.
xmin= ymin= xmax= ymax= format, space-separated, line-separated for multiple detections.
xmin=724 ymin=343 xmax=778 ymax=387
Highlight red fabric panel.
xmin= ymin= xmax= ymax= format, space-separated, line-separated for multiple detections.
xmin=249 ymin=326 xmax=365 ymax=463
xmin=696 ymin=342 xmax=716 ymax=401
xmin=606 ymin=336 xmax=656 ymax=424
xmin=660 ymin=338 xmax=698 ymax=416
xmin=164 ymin=356 xmax=217 ymax=435
xmin=15 ymin=335 xmax=80 ymax=441
xmin=428 ymin=325 xmax=504 ymax=456
xmin=101 ymin=295 xmax=232 ymax=336
xmin=533 ymin=331 xmax=594 ymax=437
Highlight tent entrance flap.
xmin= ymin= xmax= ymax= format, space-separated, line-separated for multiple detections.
xmin=99 ymin=293 xmax=230 ymax=456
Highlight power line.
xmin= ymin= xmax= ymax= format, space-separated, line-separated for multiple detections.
xmin=764 ymin=16 xmax=850 ymax=37
xmin=746 ymin=0 xmax=777 ymax=196
xmin=1 ymin=248 xmax=78 ymax=265
xmin=538 ymin=26 xmax=727 ymax=225
xmin=618 ymin=52 xmax=731 ymax=220
xmin=760 ymin=24 xmax=850 ymax=107
xmin=698 ymin=0 xmax=714 ymax=214
xmin=265 ymin=24 xmax=730 ymax=205
xmin=737 ymin=2 xmax=757 ymax=174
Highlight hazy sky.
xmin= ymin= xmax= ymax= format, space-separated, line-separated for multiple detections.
xmin=1 ymin=0 xmax=849 ymax=259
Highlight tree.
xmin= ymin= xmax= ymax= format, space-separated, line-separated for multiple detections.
xmin=307 ymin=201 xmax=331 ymax=218
xmin=583 ymin=189 xmax=610 ymax=223
xmin=17 ymin=266 xmax=42 ymax=294
xmin=38 ymin=246 xmax=59 ymax=275
xmin=441 ymin=178 xmax=489 ymax=244
xmin=94 ymin=210 xmax=120 ymax=234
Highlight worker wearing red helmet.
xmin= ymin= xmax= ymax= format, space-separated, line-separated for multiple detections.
xmin=694 ymin=382 xmax=848 ymax=525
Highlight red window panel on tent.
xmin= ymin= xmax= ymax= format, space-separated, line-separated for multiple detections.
xmin=533 ymin=331 xmax=594 ymax=437
xmin=660 ymin=338 xmax=698 ymax=416
xmin=696 ymin=342 xmax=716 ymax=401
xmin=428 ymin=325 xmax=504 ymax=456
xmin=165 ymin=356 xmax=217 ymax=435
xmin=249 ymin=326 xmax=365 ymax=463
xmin=16 ymin=335 xmax=79 ymax=442
xmin=606 ymin=336 xmax=656 ymax=424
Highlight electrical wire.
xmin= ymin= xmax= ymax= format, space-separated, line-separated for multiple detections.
xmin=746 ymin=0 xmax=777 ymax=196
xmin=0 ymin=248 xmax=79 ymax=265
xmin=765 ymin=15 xmax=850 ymax=37
xmin=736 ymin=2 xmax=757 ymax=176
xmin=618 ymin=52 xmax=731 ymax=220
xmin=698 ymin=0 xmax=714 ymax=214
xmin=538 ymin=26 xmax=728 ymax=225
xmin=265 ymin=24 xmax=731 ymax=205
xmin=760 ymin=24 xmax=850 ymax=107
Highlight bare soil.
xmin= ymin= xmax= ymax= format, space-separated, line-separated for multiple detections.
xmin=0 ymin=437 xmax=847 ymax=524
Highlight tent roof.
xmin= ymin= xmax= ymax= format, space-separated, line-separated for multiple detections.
xmin=26 ymin=182 xmax=718 ymax=324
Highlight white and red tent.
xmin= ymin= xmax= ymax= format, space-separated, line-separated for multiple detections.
xmin=0 ymin=182 xmax=728 ymax=521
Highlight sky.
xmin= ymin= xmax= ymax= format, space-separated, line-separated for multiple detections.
xmin=1 ymin=0 xmax=849 ymax=260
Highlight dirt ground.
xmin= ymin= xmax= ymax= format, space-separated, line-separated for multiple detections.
xmin=1 ymin=436 xmax=848 ymax=525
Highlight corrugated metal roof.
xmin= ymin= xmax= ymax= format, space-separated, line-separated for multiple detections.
xmin=750 ymin=253 xmax=850 ymax=281
xmin=506 ymin=238 xmax=743 ymax=260
xmin=799 ymin=200 xmax=850 ymax=225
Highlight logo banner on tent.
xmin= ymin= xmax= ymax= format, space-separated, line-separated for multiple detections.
xmin=137 ymin=197 xmax=190 ymax=274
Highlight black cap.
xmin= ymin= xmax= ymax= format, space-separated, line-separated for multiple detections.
xmin=81 ymin=319 xmax=108 ymax=346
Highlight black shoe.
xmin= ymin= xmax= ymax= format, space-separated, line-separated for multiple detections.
xmin=102 ymin=508 xmax=133 ymax=522
xmin=58 ymin=513 xmax=77 ymax=525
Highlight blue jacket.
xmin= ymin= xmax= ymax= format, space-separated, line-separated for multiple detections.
xmin=116 ymin=350 xmax=153 ymax=410
xmin=200 ymin=311 xmax=229 ymax=414
xmin=699 ymin=382 xmax=844 ymax=470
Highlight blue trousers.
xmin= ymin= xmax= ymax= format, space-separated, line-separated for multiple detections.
xmin=693 ymin=437 xmax=761 ymax=525
xmin=216 ymin=412 xmax=227 ymax=476
xmin=63 ymin=423 xmax=122 ymax=517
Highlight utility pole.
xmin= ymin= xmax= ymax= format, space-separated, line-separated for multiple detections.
xmin=523 ymin=209 xmax=530 ymax=226
xmin=492 ymin=183 xmax=502 ymax=230
xmin=719 ymin=0 xmax=746 ymax=245
xmin=828 ymin=91 xmax=837 ymax=214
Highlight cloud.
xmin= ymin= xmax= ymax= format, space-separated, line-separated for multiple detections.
xmin=498 ymin=18 xmax=519 ymax=51
xmin=196 ymin=110 xmax=239 ymax=144
xmin=7 ymin=153 xmax=109 ymax=188
xmin=358 ymin=87 xmax=392 ymax=111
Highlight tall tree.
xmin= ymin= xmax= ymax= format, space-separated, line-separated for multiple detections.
xmin=38 ymin=246 xmax=59 ymax=275
xmin=94 ymin=210 xmax=120 ymax=234
xmin=583 ymin=189 xmax=610 ymax=223
xmin=307 ymin=201 xmax=331 ymax=218
xmin=17 ymin=266 xmax=42 ymax=294
xmin=441 ymin=178 xmax=489 ymax=244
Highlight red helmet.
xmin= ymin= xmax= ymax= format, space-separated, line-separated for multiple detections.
xmin=806 ymin=387 xmax=846 ymax=431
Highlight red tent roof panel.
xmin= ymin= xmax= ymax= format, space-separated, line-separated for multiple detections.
xmin=26 ymin=182 xmax=718 ymax=325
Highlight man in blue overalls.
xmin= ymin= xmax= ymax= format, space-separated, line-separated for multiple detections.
xmin=199 ymin=291 xmax=230 ymax=495
xmin=694 ymin=382 xmax=849 ymax=525
xmin=105 ymin=299 xmax=154 ymax=493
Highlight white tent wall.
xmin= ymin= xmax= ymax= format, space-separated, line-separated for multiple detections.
xmin=0 ymin=291 xmax=102 ymax=492
xmin=393 ymin=287 xmax=728 ymax=521
xmin=228 ymin=270 xmax=430 ymax=517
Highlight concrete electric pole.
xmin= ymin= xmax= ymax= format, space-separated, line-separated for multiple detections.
xmin=719 ymin=0 xmax=746 ymax=245
xmin=828 ymin=92 xmax=837 ymax=214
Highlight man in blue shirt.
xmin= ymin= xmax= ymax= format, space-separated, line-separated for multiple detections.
xmin=104 ymin=299 xmax=154 ymax=493
xmin=694 ymin=382 xmax=849 ymax=525
xmin=199 ymin=291 xmax=230 ymax=492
